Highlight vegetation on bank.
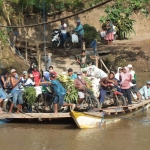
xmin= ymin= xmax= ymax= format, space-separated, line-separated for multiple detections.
xmin=100 ymin=0 xmax=150 ymax=39
xmin=0 ymin=0 xmax=149 ymax=45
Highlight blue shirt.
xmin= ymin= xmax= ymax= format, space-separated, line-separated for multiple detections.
xmin=70 ymin=74 xmax=77 ymax=80
xmin=74 ymin=24 xmax=84 ymax=35
xmin=51 ymin=79 xmax=66 ymax=96
xmin=90 ymin=40 xmax=97 ymax=48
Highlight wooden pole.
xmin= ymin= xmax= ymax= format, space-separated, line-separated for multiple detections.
xmin=95 ymin=56 xmax=99 ymax=67
xmin=83 ymin=42 xmax=85 ymax=50
xmin=99 ymin=57 xmax=109 ymax=73
xmin=25 ymin=33 xmax=28 ymax=61
xmin=36 ymin=41 xmax=41 ymax=71
xmin=47 ymin=53 xmax=52 ymax=69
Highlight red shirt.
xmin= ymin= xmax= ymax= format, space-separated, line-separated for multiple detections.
xmin=32 ymin=71 xmax=41 ymax=86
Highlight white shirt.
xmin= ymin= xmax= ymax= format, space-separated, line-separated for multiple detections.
xmin=59 ymin=23 xmax=67 ymax=34
xmin=25 ymin=78 xmax=35 ymax=86
xmin=130 ymin=70 xmax=135 ymax=80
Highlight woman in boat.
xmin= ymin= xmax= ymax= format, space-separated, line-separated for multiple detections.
xmin=120 ymin=67 xmax=132 ymax=106
xmin=99 ymin=71 xmax=118 ymax=109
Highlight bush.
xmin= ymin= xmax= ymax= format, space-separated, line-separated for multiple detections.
xmin=83 ymin=24 xmax=98 ymax=47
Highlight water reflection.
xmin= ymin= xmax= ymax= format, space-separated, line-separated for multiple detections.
xmin=0 ymin=110 xmax=150 ymax=150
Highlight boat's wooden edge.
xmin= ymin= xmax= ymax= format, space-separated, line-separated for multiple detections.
xmin=0 ymin=112 xmax=70 ymax=119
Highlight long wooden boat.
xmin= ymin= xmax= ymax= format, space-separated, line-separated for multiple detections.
xmin=70 ymin=100 xmax=150 ymax=129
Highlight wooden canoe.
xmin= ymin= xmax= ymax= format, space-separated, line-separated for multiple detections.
xmin=70 ymin=100 xmax=150 ymax=129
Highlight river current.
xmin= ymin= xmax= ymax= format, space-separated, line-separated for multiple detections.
xmin=0 ymin=110 xmax=150 ymax=150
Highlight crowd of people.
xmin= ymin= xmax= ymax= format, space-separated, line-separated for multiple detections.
xmin=0 ymin=62 xmax=150 ymax=114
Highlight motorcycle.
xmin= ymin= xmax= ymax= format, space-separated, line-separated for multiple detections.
xmin=64 ymin=32 xmax=80 ymax=50
xmin=102 ymin=84 xmax=127 ymax=108
xmin=51 ymin=29 xmax=62 ymax=49
xmin=51 ymin=29 xmax=71 ymax=50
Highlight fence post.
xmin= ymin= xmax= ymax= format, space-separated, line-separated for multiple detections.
xmin=47 ymin=53 xmax=52 ymax=69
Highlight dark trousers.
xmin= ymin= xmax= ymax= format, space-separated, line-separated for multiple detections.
xmin=79 ymin=34 xmax=84 ymax=50
xmin=121 ymin=89 xmax=132 ymax=104
xmin=99 ymin=87 xmax=107 ymax=103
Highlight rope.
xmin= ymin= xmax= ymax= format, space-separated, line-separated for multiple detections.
xmin=0 ymin=0 xmax=112 ymax=28
xmin=99 ymin=111 xmax=105 ymax=127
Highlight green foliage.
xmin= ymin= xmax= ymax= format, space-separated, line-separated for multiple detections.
xmin=83 ymin=24 xmax=98 ymax=46
xmin=100 ymin=0 xmax=150 ymax=39
xmin=23 ymin=87 xmax=36 ymax=105
xmin=57 ymin=75 xmax=78 ymax=103
xmin=0 ymin=28 xmax=9 ymax=45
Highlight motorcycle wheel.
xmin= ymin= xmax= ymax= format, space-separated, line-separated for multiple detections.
xmin=51 ymin=41 xmax=59 ymax=50
xmin=64 ymin=38 xmax=73 ymax=50
xmin=131 ymin=92 xmax=142 ymax=103
xmin=114 ymin=95 xmax=127 ymax=106
xmin=85 ymin=95 xmax=100 ymax=110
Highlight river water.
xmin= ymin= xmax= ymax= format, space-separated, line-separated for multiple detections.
xmin=1 ymin=110 xmax=150 ymax=150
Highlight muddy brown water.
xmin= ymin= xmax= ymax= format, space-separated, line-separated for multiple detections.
xmin=1 ymin=110 xmax=150 ymax=150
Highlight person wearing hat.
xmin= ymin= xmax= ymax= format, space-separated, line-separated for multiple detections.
xmin=74 ymin=72 xmax=87 ymax=107
xmin=32 ymin=65 xmax=41 ymax=86
xmin=68 ymin=68 xmax=77 ymax=80
xmin=139 ymin=81 xmax=150 ymax=100
xmin=127 ymin=64 xmax=136 ymax=81
xmin=127 ymin=64 xmax=141 ymax=100
xmin=9 ymin=69 xmax=23 ymax=114
xmin=99 ymin=71 xmax=118 ymax=108
xmin=41 ymin=72 xmax=76 ymax=113
xmin=74 ymin=20 xmax=84 ymax=50
xmin=20 ymin=71 xmax=28 ymax=84
xmin=82 ymin=68 xmax=88 ymax=77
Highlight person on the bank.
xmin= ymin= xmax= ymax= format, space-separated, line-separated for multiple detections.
xmin=139 ymin=81 xmax=150 ymax=100
xmin=120 ymin=67 xmax=132 ymax=106
xmin=9 ymin=69 xmax=23 ymax=114
xmin=74 ymin=72 xmax=87 ymax=107
xmin=76 ymin=50 xmax=91 ymax=68
xmin=68 ymin=68 xmax=77 ymax=80
xmin=59 ymin=20 xmax=67 ymax=42
xmin=74 ymin=20 xmax=84 ymax=50
xmin=105 ymin=19 xmax=114 ymax=45
xmin=99 ymin=71 xmax=118 ymax=109
xmin=32 ymin=65 xmax=41 ymax=86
